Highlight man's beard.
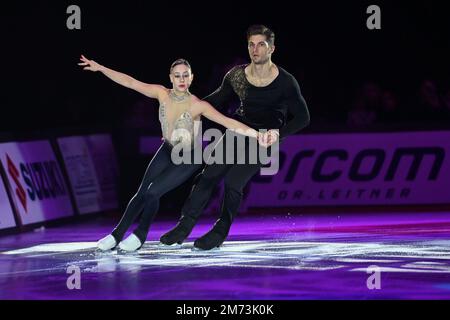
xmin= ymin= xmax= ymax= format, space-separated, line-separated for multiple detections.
xmin=253 ymin=56 xmax=269 ymax=65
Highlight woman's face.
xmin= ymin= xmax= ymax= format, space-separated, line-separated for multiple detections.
xmin=170 ymin=64 xmax=193 ymax=92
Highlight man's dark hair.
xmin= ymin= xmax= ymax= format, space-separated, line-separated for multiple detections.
xmin=170 ymin=58 xmax=191 ymax=73
xmin=246 ymin=25 xmax=275 ymax=46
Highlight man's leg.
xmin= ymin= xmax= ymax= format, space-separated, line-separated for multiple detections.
xmin=193 ymin=162 xmax=262 ymax=249
xmin=159 ymin=133 xmax=236 ymax=245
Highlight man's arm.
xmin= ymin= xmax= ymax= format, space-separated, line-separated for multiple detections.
xmin=202 ymin=69 xmax=235 ymax=111
xmin=279 ymin=76 xmax=310 ymax=139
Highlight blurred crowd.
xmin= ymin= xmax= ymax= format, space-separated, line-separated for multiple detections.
xmin=343 ymin=79 xmax=450 ymax=130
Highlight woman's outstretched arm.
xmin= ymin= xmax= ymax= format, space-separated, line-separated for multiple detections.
xmin=78 ymin=55 xmax=165 ymax=100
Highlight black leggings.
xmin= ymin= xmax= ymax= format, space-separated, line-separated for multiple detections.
xmin=181 ymin=133 xmax=269 ymax=233
xmin=111 ymin=142 xmax=202 ymax=243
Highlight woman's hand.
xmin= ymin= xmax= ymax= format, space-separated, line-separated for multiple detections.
xmin=257 ymin=132 xmax=270 ymax=147
xmin=257 ymin=130 xmax=279 ymax=148
xmin=78 ymin=54 xmax=103 ymax=72
xmin=266 ymin=129 xmax=279 ymax=146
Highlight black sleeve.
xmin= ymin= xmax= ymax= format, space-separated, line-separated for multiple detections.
xmin=279 ymin=75 xmax=310 ymax=139
xmin=202 ymin=70 xmax=235 ymax=111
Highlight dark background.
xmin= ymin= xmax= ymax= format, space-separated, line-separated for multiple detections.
xmin=1 ymin=1 xmax=449 ymax=213
xmin=2 ymin=0 xmax=449 ymax=133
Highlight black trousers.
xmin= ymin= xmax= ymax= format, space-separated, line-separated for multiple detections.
xmin=111 ymin=141 xmax=202 ymax=243
xmin=181 ymin=133 xmax=271 ymax=233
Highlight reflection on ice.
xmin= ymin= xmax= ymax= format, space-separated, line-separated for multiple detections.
xmin=2 ymin=239 xmax=450 ymax=274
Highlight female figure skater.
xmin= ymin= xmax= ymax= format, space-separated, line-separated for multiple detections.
xmin=78 ymin=55 xmax=269 ymax=252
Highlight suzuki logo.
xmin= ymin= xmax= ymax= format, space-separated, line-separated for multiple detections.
xmin=6 ymin=154 xmax=27 ymax=212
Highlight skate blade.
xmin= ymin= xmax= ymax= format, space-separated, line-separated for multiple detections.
xmin=191 ymin=246 xmax=221 ymax=252
xmin=158 ymin=242 xmax=183 ymax=249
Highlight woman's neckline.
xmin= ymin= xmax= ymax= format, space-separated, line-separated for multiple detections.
xmin=169 ymin=89 xmax=192 ymax=103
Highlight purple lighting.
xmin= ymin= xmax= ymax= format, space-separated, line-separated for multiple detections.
xmin=0 ymin=212 xmax=449 ymax=300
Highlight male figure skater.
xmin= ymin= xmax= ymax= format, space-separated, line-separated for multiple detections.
xmin=160 ymin=25 xmax=310 ymax=250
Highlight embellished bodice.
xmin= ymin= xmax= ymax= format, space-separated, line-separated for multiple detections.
xmin=158 ymin=102 xmax=197 ymax=150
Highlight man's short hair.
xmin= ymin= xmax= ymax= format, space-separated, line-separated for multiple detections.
xmin=246 ymin=25 xmax=275 ymax=46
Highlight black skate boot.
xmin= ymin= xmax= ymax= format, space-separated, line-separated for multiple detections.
xmin=159 ymin=215 xmax=197 ymax=245
xmin=193 ymin=220 xmax=229 ymax=250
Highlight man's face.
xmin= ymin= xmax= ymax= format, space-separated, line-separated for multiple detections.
xmin=169 ymin=64 xmax=193 ymax=92
xmin=248 ymin=34 xmax=274 ymax=65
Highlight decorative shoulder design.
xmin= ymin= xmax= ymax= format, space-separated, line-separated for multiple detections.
xmin=226 ymin=65 xmax=249 ymax=102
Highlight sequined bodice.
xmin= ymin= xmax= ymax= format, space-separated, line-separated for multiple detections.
xmin=158 ymin=102 xmax=196 ymax=149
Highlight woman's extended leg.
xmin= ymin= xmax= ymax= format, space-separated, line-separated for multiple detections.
xmin=130 ymin=160 xmax=202 ymax=245
xmin=97 ymin=143 xmax=172 ymax=250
